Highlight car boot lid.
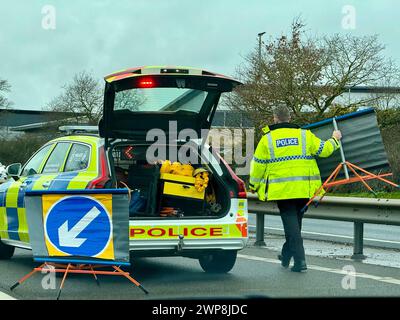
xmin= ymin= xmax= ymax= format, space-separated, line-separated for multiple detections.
xmin=100 ymin=66 xmax=242 ymax=142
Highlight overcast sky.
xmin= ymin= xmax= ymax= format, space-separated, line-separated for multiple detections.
xmin=1 ymin=0 xmax=399 ymax=110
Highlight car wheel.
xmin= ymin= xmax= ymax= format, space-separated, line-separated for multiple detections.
xmin=199 ymin=250 xmax=237 ymax=274
xmin=0 ymin=240 xmax=15 ymax=260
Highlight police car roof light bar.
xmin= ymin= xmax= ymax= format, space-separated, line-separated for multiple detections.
xmin=59 ymin=125 xmax=99 ymax=135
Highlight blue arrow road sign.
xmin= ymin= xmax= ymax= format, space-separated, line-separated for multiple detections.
xmin=44 ymin=196 xmax=112 ymax=257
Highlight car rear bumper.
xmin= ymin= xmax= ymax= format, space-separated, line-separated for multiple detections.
xmin=128 ymin=198 xmax=249 ymax=255
xmin=129 ymin=237 xmax=248 ymax=252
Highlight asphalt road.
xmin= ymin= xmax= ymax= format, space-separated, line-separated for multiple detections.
xmin=248 ymin=215 xmax=400 ymax=250
xmin=0 ymin=247 xmax=399 ymax=300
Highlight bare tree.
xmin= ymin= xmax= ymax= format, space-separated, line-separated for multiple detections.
xmin=0 ymin=78 xmax=13 ymax=138
xmin=322 ymin=33 xmax=397 ymax=110
xmin=114 ymin=89 xmax=146 ymax=112
xmin=367 ymin=75 xmax=400 ymax=110
xmin=46 ymin=71 xmax=103 ymax=124
xmin=0 ymin=78 xmax=12 ymax=109
xmin=226 ymin=18 xmax=398 ymax=130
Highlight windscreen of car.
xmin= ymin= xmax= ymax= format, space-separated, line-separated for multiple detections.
xmin=114 ymin=88 xmax=208 ymax=113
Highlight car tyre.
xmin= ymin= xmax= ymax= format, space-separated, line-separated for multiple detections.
xmin=0 ymin=240 xmax=15 ymax=260
xmin=199 ymin=250 xmax=237 ymax=274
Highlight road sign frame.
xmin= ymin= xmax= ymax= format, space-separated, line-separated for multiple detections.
xmin=25 ymin=188 xmax=130 ymax=265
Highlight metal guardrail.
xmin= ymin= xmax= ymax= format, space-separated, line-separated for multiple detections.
xmin=247 ymin=193 xmax=400 ymax=259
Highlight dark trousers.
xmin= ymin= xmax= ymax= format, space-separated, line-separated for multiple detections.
xmin=276 ymin=198 xmax=308 ymax=262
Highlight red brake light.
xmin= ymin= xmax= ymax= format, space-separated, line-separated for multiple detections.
xmin=215 ymin=150 xmax=247 ymax=199
xmin=138 ymin=78 xmax=154 ymax=88
xmin=234 ymin=175 xmax=247 ymax=199
xmin=87 ymin=148 xmax=110 ymax=189
xmin=237 ymin=181 xmax=247 ymax=199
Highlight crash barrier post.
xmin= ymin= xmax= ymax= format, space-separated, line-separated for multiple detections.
xmin=352 ymin=222 xmax=366 ymax=260
xmin=10 ymin=189 xmax=148 ymax=299
xmin=247 ymin=193 xmax=400 ymax=260
xmin=254 ymin=213 xmax=266 ymax=246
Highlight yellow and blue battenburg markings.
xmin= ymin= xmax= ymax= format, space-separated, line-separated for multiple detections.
xmin=0 ymin=176 xmax=39 ymax=243
xmin=0 ymin=180 xmax=14 ymax=240
xmin=0 ymin=170 xmax=96 ymax=243
xmin=0 ymin=135 xmax=101 ymax=244
xmin=315 ymin=140 xmax=325 ymax=156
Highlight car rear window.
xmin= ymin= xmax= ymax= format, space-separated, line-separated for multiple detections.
xmin=114 ymin=88 xmax=208 ymax=113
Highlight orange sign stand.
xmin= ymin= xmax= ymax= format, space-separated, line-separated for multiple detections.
xmin=302 ymin=160 xmax=399 ymax=212
xmin=10 ymin=262 xmax=148 ymax=300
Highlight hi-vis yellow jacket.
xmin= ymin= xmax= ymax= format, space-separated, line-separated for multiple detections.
xmin=249 ymin=123 xmax=340 ymax=201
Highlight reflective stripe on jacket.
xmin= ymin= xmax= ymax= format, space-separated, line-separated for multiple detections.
xmin=249 ymin=122 xmax=340 ymax=201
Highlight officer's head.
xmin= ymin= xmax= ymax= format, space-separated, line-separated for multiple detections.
xmin=273 ymin=105 xmax=291 ymax=124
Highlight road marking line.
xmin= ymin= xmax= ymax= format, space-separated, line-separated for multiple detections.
xmin=238 ymin=254 xmax=400 ymax=286
xmin=0 ymin=290 xmax=16 ymax=300
xmin=248 ymin=225 xmax=400 ymax=245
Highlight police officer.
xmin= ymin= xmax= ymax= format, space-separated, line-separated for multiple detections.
xmin=249 ymin=105 xmax=342 ymax=272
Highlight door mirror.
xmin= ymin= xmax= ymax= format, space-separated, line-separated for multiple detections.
xmin=6 ymin=163 xmax=22 ymax=177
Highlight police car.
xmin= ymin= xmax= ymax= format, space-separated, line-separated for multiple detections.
xmin=0 ymin=66 xmax=248 ymax=273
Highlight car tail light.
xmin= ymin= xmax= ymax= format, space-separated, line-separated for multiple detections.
xmin=231 ymin=173 xmax=247 ymax=199
xmin=236 ymin=179 xmax=247 ymax=199
xmin=87 ymin=148 xmax=110 ymax=189
xmin=215 ymin=150 xmax=247 ymax=199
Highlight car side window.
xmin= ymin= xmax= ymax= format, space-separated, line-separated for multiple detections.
xmin=21 ymin=144 xmax=53 ymax=177
xmin=64 ymin=143 xmax=91 ymax=172
xmin=42 ymin=142 xmax=71 ymax=174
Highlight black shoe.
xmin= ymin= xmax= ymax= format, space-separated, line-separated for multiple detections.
xmin=277 ymin=254 xmax=291 ymax=268
xmin=291 ymin=260 xmax=307 ymax=272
